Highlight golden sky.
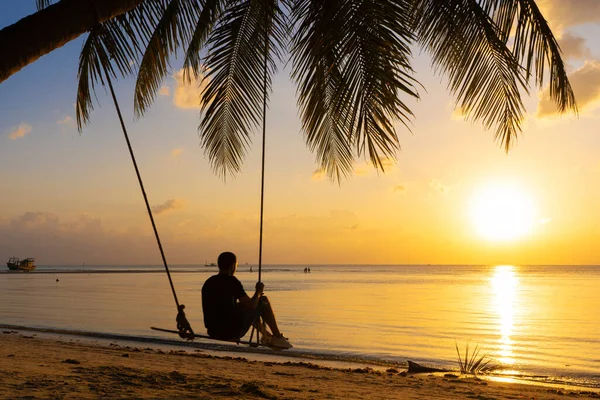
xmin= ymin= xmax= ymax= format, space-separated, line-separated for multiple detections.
xmin=1 ymin=1 xmax=599 ymax=265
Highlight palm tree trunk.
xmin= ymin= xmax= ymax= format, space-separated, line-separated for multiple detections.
xmin=0 ymin=0 xmax=145 ymax=84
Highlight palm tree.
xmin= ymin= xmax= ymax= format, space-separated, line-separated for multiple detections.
xmin=2 ymin=0 xmax=576 ymax=182
xmin=0 ymin=0 xmax=146 ymax=83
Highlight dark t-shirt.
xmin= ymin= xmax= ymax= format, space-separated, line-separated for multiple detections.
xmin=201 ymin=274 xmax=247 ymax=339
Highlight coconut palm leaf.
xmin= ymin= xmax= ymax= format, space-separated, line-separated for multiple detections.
xmin=476 ymin=0 xmax=574 ymax=112
xmin=289 ymin=0 xmax=353 ymax=181
xmin=28 ymin=0 xmax=575 ymax=183
xmin=413 ymin=0 xmax=575 ymax=150
xmin=510 ymin=0 xmax=575 ymax=112
xmin=35 ymin=0 xmax=54 ymax=11
xmin=289 ymin=0 xmax=419 ymax=180
xmin=413 ymin=0 xmax=529 ymax=150
xmin=182 ymin=0 xmax=227 ymax=83
xmin=134 ymin=0 xmax=202 ymax=117
xmin=334 ymin=0 xmax=418 ymax=171
xmin=76 ymin=1 xmax=167 ymax=130
xmin=199 ymin=0 xmax=287 ymax=178
xmin=76 ymin=22 xmax=136 ymax=130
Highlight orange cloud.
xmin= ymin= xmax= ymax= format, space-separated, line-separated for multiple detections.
xmin=7 ymin=122 xmax=32 ymax=139
xmin=537 ymin=0 xmax=600 ymax=31
xmin=151 ymin=199 xmax=188 ymax=215
xmin=159 ymin=85 xmax=170 ymax=96
xmin=429 ymin=178 xmax=448 ymax=194
xmin=354 ymin=163 xmax=370 ymax=176
xmin=173 ymin=68 xmax=209 ymax=109
xmin=558 ymin=32 xmax=592 ymax=61
xmin=171 ymin=148 xmax=183 ymax=157
xmin=311 ymin=169 xmax=326 ymax=181
xmin=57 ymin=115 xmax=75 ymax=130
xmin=537 ymin=61 xmax=600 ymax=117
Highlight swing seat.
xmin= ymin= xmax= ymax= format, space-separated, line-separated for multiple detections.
xmin=150 ymin=326 xmax=290 ymax=349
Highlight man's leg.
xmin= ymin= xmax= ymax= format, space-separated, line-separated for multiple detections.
xmin=258 ymin=296 xmax=292 ymax=348
xmin=258 ymin=296 xmax=283 ymax=337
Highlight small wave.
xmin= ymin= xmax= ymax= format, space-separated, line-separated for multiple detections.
xmin=0 ymin=323 xmax=401 ymax=368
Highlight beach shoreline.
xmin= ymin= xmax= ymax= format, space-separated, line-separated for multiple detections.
xmin=1 ymin=331 xmax=598 ymax=399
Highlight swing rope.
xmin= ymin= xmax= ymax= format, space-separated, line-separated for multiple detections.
xmin=103 ymin=64 xmax=193 ymax=337
xmin=257 ymin=14 xmax=269 ymax=284
xmin=246 ymin=12 xmax=270 ymax=347
xmin=100 ymin=8 xmax=270 ymax=341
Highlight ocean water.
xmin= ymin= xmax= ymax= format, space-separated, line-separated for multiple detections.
xmin=1 ymin=264 xmax=599 ymax=389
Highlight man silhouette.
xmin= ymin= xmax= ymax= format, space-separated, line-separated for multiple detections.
xmin=201 ymin=252 xmax=292 ymax=349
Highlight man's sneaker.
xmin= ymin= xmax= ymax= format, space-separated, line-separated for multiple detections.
xmin=260 ymin=330 xmax=273 ymax=345
xmin=269 ymin=335 xmax=293 ymax=349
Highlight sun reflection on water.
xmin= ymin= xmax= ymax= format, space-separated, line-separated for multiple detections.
xmin=491 ymin=265 xmax=519 ymax=365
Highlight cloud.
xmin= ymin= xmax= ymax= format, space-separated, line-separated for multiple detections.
xmin=9 ymin=212 xmax=60 ymax=229
xmin=57 ymin=115 xmax=74 ymax=125
xmin=159 ymin=86 xmax=170 ymax=96
xmin=151 ymin=199 xmax=188 ymax=215
xmin=311 ymin=169 xmax=326 ymax=181
xmin=378 ymin=157 xmax=395 ymax=169
xmin=312 ymin=158 xmax=396 ymax=181
xmin=57 ymin=115 xmax=75 ymax=129
xmin=354 ymin=162 xmax=370 ymax=176
xmin=537 ymin=61 xmax=600 ymax=117
xmin=173 ymin=68 xmax=209 ymax=109
xmin=7 ymin=122 xmax=32 ymax=139
xmin=0 ymin=212 xmax=157 ymax=265
xmin=429 ymin=178 xmax=448 ymax=194
xmin=393 ymin=185 xmax=405 ymax=193
xmin=558 ymin=32 xmax=592 ymax=61
xmin=537 ymin=0 xmax=600 ymax=31
xmin=450 ymin=105 xmax=467 ymax=120
xmin=357 ymin=158 xmax=397 ymax=176
xmin=171 ymin=148 xmax=183 ymax=157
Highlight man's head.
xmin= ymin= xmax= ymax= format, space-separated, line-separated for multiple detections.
xmin=217 ymin=251 xmax=237 ymax=275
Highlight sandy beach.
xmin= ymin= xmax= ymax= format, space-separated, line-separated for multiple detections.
xmin=1 ymin=332 xmax=598 ymax=399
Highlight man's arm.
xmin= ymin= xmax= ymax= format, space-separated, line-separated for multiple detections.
xmin=238 ymin=282 xmax=264 ymax=311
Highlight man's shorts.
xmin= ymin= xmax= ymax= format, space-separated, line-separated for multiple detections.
xmin=211 ymin=299 xmax=264 ymax=340
xmin=236 ymin=306 xmax=262 ymax=338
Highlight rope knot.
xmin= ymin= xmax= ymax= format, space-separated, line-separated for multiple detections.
xmin=176 ymin=304 xmax=195 ymax=340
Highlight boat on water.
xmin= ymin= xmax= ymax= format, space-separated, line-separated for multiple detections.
xmin=6 ymin=257 xmax=36 ymax=272
xmin=204 ymin=260 xmax=217 ymax=267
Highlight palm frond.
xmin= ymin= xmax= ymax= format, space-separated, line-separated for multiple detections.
xmin=182 ymin=0 xmax=227 ymax=84
xmin=290 ymin=0 xmax=419 ymax=181
xmin=69 ymin=0 xmax=576 ymax=182
xmin=333 ymin=0 xmax=418 ymax=169
xmin=76 ymin=1 xmax=166 ymax=130
xmin=133 ymin=0 xmax=202 ymax=117
xmin=414 ymin=0 xmax=528 ymax=150
xmin=289 ymin=0 xmax=354 ymax=181
xmin=76 ymin=23 xmax=135 ymax=130
xmin=199 ymin=0 xmax=286 ymax=179
xmin=510 ymin=0 xmax=576 ymax=112
xmin=35 ymin=0 xmax=53 ymax=11
xmin=478 ymin=0 xmax=576 ymax=113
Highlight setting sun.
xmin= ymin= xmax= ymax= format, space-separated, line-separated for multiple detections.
xmin=470 ymin=183 xmax=535 ymax=241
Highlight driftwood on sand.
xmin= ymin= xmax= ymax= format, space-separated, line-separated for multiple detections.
xmin=407 ymin=360 xmax=450 ymax=373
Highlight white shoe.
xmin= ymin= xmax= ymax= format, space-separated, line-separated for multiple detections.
xmin=260 ymin=330 xmax=273 ymax=345
xmin=269 ymin=335 xmax=293 ymax=349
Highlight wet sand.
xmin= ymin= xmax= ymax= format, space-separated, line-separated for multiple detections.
xmin=1 ymin=332 xmax=598 ymax=399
